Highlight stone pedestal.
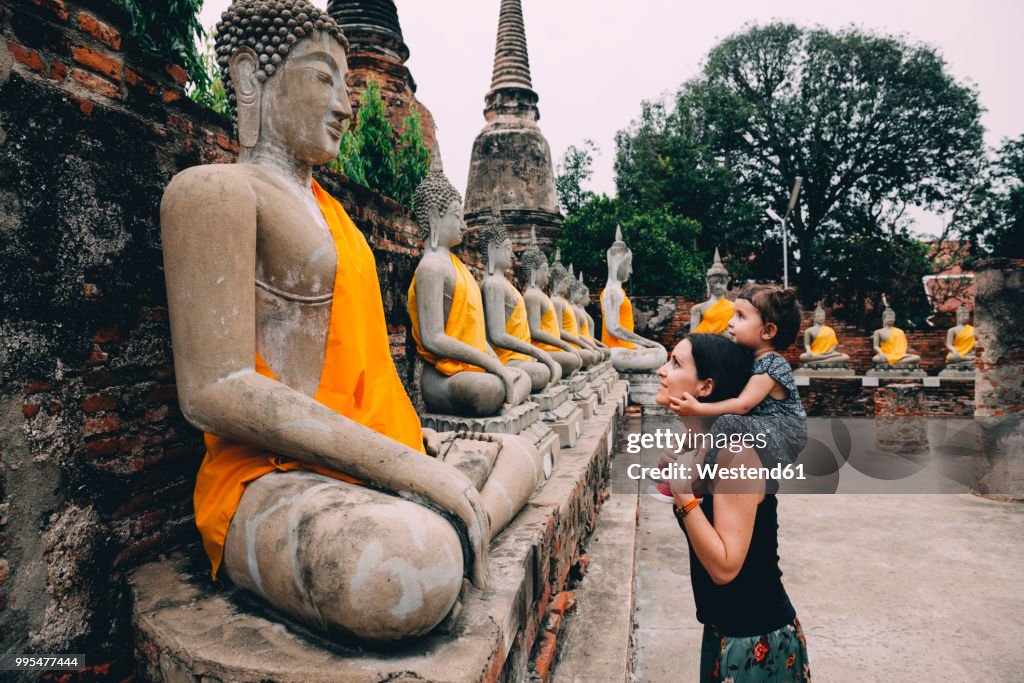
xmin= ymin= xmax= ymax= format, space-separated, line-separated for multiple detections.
xmin=939 ymin=363 xmax=975 ymax=379
xmin=973 ymin=258 xmax=1024 ymax=502
xmin=563 ymin=373 xmax=598 ymax=420
xmin=617 ymin=368 xmax=662 ymax=410
xmin=875 ymin=384 xmax=928 ymax=454
xmin=582 ymin=365 xmax=608 ymax=403
xmin=865 ymin=363 xmax=927 ymax=379
xmin=421 ymin=401 xmax=557 ymax=477
xmin=795 ymin=362 xmax=854 ymax=378
xmin=531 ymin=384 xmax=583 ymax=449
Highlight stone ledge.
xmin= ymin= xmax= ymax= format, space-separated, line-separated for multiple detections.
xmin=131 ymin=382 xmax=629 ymax=683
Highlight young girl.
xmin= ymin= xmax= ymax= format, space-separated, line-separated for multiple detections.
xmin=651 ymin=285 xmax=806 ymax=501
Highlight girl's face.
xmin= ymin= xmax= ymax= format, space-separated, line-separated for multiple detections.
xmin=728 ymin=297 xmax=772 ymax=349
xmin=656 ymin=340 xmax=712 ymax=406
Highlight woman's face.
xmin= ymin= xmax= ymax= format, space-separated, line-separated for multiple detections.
xmin=656 ymin=339 xmax=711 ymax=406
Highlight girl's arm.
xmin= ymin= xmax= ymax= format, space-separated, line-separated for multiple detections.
xmin=669 ymin=373 xmax=776 ymax=416
xmin=670 ymin=448 xmax=764 ymax=585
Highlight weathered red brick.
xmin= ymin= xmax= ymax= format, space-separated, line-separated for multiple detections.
xmin=81 ymin=393 xmax=117 ymax=413
xmin=83 ymin=414 xmax=120 ymax=436
xmin=142 ymin=405 xmax=169 ymax=424
xmin=162 ymin=89 xmax=181 ymax=104
xmin=50 ymin=60 xmax=67 ymax=81
xmin=548 ymin=590 xmax=575 ymax=615
xmin=164 ymin=62 xmax=187 ymax=86
xmin=92 ymin=327 xmax=120 ymax=344
xmin=111 ymin=493 xmax=153 ymax=520
xmin=167 ymin=114 xmax=194 ymax=135
xmin=22 ymin=381 xmax=54 ymax=395
xmin=71 ymin=45 xmax=121 ymax=80
xmin=70 ymin=95 xmax=95 ymax=115
xmin=124 ymin=67 xmax=157 ymax=95
xmin=85 ymin=349 xmax=108 ymax=366
xmin=144 ymin=384 xmax=177 ymax=403
xmin=114 ymin=533 xmax=161 ymax=567
xmin=78 ymin=12 xmax=121 ymax=50
xmin=31 ymin=0 xmax=69 ymax=21
xmin=130 ymin=509 xmax=166 ymax=537
xmin=0 ymin=559 xmax=9 ymax=585
xmin=83 ymin=369 xmax=118 ymax=387
xmin=532 ymin=630 xmax=558 ymax=681
xmin=8 ymin=42 xmax=46 ymax=73
xmin=22 ymin=404 xmax=40 ymax=419
xmin=84 ymin=436 xmax=119 ymax=458
xmin=70 ymin=68 xmax=120 ymax=99
xmin=46 ymin=401 xmax=61 ymax=416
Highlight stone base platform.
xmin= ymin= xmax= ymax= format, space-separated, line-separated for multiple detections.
xmin=421 ymin=401 xmax=558 ymax=471
xmin=617 ymin=368 xmax=662 ymax=410
xmin=563 ymin=374 xmax=598 ymax=420
xmin=938 ymin=365 xmax=975 ymax=379
xmin=130 ymin=381 xmax=629 ymax=683
xmin=532 ymin=384 xmax=584 ymax=449
xmin=865 ymin=363 xmax=927 ymax=379
xmin=794 ymin=363 xmax=855 ymax=379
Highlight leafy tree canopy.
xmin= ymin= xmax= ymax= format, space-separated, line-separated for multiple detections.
xmin=116 ymin=0 xmax=209 ymax=94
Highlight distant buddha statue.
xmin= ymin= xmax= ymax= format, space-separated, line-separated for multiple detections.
xmin=690 ymin=248 xmax=734 ymax=336
xmin=800 ymin=303 xmax=851 ymax=366
xmin=520 ymin=229 xmax=584 ymax=379
xmin=600 ymin=226 xmax=667 ymax=371
xmin=944 ymin=303 xmax=975 ymax=371
xmin=159 ymin=0 xmax=539 ymax=644
xmin=871 ymin=296 xmax=921 ymax=368
xmin=549 ymin=250 xmax=601 ymax=368
xmin=568 ymin=267 xmax=611 ymax=361
xmin=407 ymin=152 xmax=532 ymax=416
xmin=478 ymin=213 xmax=562 ymax=392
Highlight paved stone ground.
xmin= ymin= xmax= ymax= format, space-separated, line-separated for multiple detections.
xmin=632 ymin=489 xmax=1024 ymax=681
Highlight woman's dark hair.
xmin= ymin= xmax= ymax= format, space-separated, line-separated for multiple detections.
xmin=687 ymin=334 xmax=753 ymax=402
xmin=737 ymin=284 xmax=802 ymax=351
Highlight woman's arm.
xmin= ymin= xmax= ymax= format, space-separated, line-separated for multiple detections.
xmin=669 ymin=373 xmax=775 ymax=416
xmin=671 ymin=448 xmax=764 ymax=585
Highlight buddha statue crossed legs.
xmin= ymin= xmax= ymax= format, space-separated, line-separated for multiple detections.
xmin=478 ymin=214 xmax=562 ymax=393
xmin=160 ymin=0 xmax=537 ymax=645
xmin=945 ymin=304 xmax=975 ymax=368
xmin=799 ymin=303 xmax=851 ymax=367
xmin=871 ymin=296 xmax=921 ymax=370
xmin=600 ymin=226 xmax=666 ymax=371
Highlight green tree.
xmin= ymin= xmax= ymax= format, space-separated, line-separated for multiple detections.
xmin=977 ymin=135 xmax=1024 ymax=258
xmin=116 ymin=0 xmax=209 ymax=95
xmin=189 ymin=37 xmax=230 ymax=119
xmin=556 ymin=140 xmax=599 ymax=214
xmin=394 ymin=108 xmax=431 ymax=208
xmin=615 ymin=23 xmax=985 ymax=320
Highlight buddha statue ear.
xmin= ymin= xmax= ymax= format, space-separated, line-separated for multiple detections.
xmin=427 ymin=204 xmax=440 ymax=249
xmin=230 ymin=48 xmax=262 ymax=149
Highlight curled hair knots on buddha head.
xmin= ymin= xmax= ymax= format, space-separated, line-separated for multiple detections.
xmin=412 ymin=159 xmax=463 ymax=240
xmin=549 ymin=257 xmax=569 ymax=291
xmin=215 ymin=0 xmax=348 ymax=121
xmin=519 ymin=244 xmax=546 ymax=280
xmin=480 ymin=214 xmax=510 ymax=251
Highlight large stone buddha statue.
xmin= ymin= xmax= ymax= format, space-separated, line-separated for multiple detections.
xmin=941 ymin=303 xmax=975 ymax=376
xmin=549 ymin=250 xmax=601 ymax=367
xmin=568 ymin=267 xmax=611 ymax=361
xmin=690 ymin=248 xmax=734 ymax=336
xmin=797 ymin=302 xmax=852 ymax=375
xmin=600 ymin=226 xmax=667 ymax=371
xmin=159 ymin=0 xmax=539 ymax=644
xmin=520 ymin=229 xmax=584 ymax=379
xmin=478 ymin=213 xmax=562 ymax=392
xmin=407 ymin=153 xmax=532 ymax=417
xmin=869 ymin=296 xmax=923 ymax=375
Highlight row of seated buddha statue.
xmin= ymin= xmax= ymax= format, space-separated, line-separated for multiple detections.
xmin=156 ymin=0 xmax=620 ymax=648
xmin=798 ymin=296 xmax=974 ymax=377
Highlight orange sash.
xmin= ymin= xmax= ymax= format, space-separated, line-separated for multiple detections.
xmin=880 ymin=327 xmax=909 ymax=365
xmin=951 ymin=324 xmax=974 ymax=357
xmin=601 ymin=289 xmax=636 ymax=350
xmin=558 ymin=296 xmax=581 ymax=348
xmin=809 ymin=325 xmax=839 ymax=354
xmin=533 ymin=294 xmax=563 ymax=352
xmin=408 ymin=253 xmax=490 ymax=375
xmin=194 ymin=179 xmax=424 ymax=580
xmin=495 ymin=286 xmax=533 ymax=364
xmin=693 ymin=297 xmax=734 ymax=334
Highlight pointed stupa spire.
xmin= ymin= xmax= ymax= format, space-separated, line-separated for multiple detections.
xmin=490 ymin=0 xmax=534 ymax=91
xmin=327 ymin=0 xmax=409 ymax=62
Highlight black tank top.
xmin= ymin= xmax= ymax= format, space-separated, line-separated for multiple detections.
xmin=680 ymin=494 xmax=796 ymax=637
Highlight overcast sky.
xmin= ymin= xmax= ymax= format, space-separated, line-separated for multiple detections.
xmin=199 ymin=1 xmax=1024 ymax=235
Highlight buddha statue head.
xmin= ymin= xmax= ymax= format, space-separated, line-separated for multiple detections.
xmin=480 ymin=212 xmax=513 ymax=276
xmin=956 ymin=303 xmax=970 ymax=326
xmin=549 ymin=248 xmax=570 ymax=297
xmin=705 ymin=248 xmax=729 ymax=298
xmin=520 ymin=227 xmax=548 ymax=289
xmin=570 ymin=268 xmax=589 ymax=307
xmin=413 ymin=147 xmax=464 ymax=250
xmin=215 ymin=0 xmax=351 ymax=157
xmin=813 ymin=302 xmax=826 ymax=326
xmin=606 ymin=225 xmax=632 ymax=283
xmin=881 ymin=295 xmax=896 ymax=327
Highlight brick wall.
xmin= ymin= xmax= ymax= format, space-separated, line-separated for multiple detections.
xmin=0 ymin=0 xmax=430 ymax=666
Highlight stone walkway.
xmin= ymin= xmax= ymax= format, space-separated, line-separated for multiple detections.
xmin=631 ymin=491 xmax=1024 ymax=681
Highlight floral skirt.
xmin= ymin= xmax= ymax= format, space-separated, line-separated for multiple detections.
xmin=699 ymin=617 xmax=810 ymax=682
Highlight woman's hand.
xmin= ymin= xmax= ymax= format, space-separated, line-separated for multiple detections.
xmin=668 ymin=391 xmax=708 ymax=416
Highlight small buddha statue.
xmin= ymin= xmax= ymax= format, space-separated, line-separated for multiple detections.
xmin=478 ymin=213 xmax=562 ymax=392
xmin=520 ymin=229 xmax=584 ymax=379
xmin=159 ymin=0 xmax=539 ymax=644
xmin=690 ymin=248 xmax=734 ymax=336
xmin=799 ymin=303 xmax=851 ymax=367
xmin=568 ymin=267 xmax=611 ymax=361
xmin=944 ymin=303 xmax=975 ymax=371
xmin=600 ymin=226 xmax=667 ymax=371
xmin=871 ymin=296 xmax=921 ymax=369
xmin=407 ymin=152 xmax=532 ymax=416
xmin=549 ymin=251 xmax=601 ymax=368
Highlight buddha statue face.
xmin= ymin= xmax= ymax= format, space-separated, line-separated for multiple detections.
xmin=957 ymin=306 xmax=970 ymax=325
xmin=707 ymin=274 xmax=728 ymax=298
xmin=813 ymin=307 xmax=826 ymax=325
xmin=882 ymin=309 xmax=895 ymax=327
xmin=428 ymin=198 xmax=465 ymax=249
xmin=535 ymin=261 xmax=551 ymax=289
xmin=490 ymin=238 xmax=514 ymax=274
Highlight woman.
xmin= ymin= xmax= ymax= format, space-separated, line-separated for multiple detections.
xmin=656 ymin=334 xmax=810 ymax=682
